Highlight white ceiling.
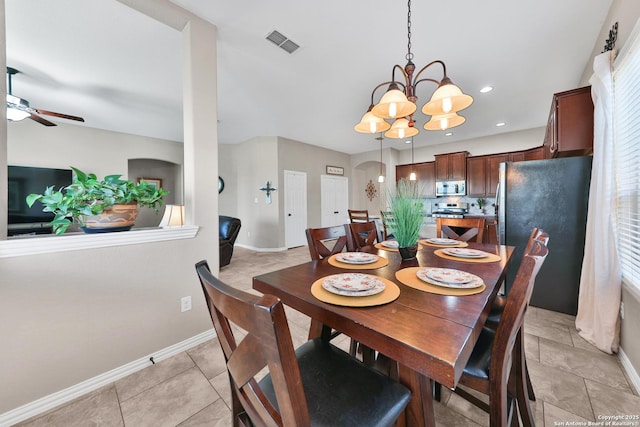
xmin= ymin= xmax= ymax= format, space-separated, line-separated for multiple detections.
xmin=6 ymin=0 xmax=612 ymax=155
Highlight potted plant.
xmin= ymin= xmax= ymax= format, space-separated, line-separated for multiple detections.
xmin=26 ymin=166 xmax=169 ymax=235
xmin=388 ymin=178 xmax=425 ymax=260
xmin=476 ymin=197 xmax=487 ymax=214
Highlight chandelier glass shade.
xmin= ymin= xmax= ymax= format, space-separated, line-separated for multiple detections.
xmin=371 ymin=87 xmax=417 ymax=119
xmin=354 ymin=110 xmax=391 ymax=134
xmin=424 ymin=112 xmax=466 ymax=131
xmin=385 ymin=118 xmax=419 ymax=139
xmin=354 ymin=0 xmax=473 ymax=139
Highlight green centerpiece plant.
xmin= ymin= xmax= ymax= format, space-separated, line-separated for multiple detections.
xmin=388 ymin=178 xmax=425 ymax=260
xmin=26 ymin=166 xmax=168 ymax=235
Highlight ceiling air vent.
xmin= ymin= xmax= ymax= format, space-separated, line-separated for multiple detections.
xmin=265 ymin=30 xmax=300 ymax=54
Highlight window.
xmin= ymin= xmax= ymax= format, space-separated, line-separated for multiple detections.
xmin=614 ymin=26 xmax=640 ymax=290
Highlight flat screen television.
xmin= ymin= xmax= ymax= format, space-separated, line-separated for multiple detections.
xmin=7 ymin=165 xmax=72 ymax=236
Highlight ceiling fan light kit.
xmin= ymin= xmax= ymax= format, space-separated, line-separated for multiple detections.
xmin=354 ymin=0 xmax=473 ymax=139
xmin=5 ymin=66 xmax=85 ymax=126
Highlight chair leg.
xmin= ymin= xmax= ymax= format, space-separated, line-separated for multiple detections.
xmin=515 ymin=332 xmax=535 ymax=427
xmin=525 ymin=359 xmax=536 ymax=401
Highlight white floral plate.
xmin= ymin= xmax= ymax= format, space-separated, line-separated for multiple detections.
xmin=425 ymin=237 xmax=460 ymax=246
xmin=381 ymin=240 xmax=399 ymax=249
xmin=423 ymin=268 xmax=474 ymax=284
xmin=442 ymin=248 xmax=489 ymax=259
xmin=335 ymin=252 xmax=379 ymax=264
xmin=416 ymin=268 xmax=483 ymax=289
xmin=322 ymin=273 xmax=386 ymax=296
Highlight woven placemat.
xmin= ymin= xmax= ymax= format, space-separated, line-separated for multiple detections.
xmin=434 ymin=249 xmax=501 ymax=263
xmin=328 ymin=254 xmax=389 ymax=269
xmin=395 ymin=267 xmax=486 ymax=296
xmin=374 ymin=242 xmax=398 ymax=252
xmin=311 ymin=276 xmax=400 ymax=307
xmin=419 ymin=239 xmax=468 ymax=248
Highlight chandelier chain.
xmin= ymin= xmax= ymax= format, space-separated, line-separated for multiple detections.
xmin=406 ymin=0 xmax=413 ymax=62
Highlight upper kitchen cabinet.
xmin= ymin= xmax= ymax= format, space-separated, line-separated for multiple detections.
xmin=467 ymin=153 xmax=508 ymax=197
xmin=395 ymin=162 xmax=436 ymax=198
xmin=435 ymin=151 xmax=468 ymax=181
xmin=543 ymin=86 xmax=594 ymax=159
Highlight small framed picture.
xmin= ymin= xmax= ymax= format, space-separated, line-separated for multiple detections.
xmin=326 ymin=165 xmax=344 ymax=176
xmin=138 ymin=177 xmax=162 ymax=189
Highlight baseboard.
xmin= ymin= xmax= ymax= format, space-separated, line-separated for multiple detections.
xmin=235 ymin=243 xmax=288 ymax=252
xmin=619 ymin=347 xmax=640 ymax=395
xmin=0 ymin=328 xmax=217 ymax=427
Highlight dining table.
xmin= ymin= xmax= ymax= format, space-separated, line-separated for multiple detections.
xmin=253 ymin=239 xmax=514 ymax=426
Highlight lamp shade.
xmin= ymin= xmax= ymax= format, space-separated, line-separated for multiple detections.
xmin=424 ymin=112 xmax=466 ymax=131
xmin=422 ymin=81 xmax=473 ymax=115
xmin=385 ymin=118 xmax=419 ymax=139
xmin=354 ymin=111 xmax=391 ymax=133
xmin=159 ymin=204 xmax=185 ymax=227
xmin=372 ymin=88 xmax=416 ymax=119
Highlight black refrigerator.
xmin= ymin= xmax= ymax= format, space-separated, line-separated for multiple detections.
xmin=497 ymin=156 xmax=592 ymax=315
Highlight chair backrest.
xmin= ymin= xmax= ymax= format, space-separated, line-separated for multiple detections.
xmin=490 ymin=232 xmax=549 ymax=417
xmin=436 ymin=217 xmax=485 ymax=242
xmin=195 ymin=261 xmax=311 ymax=426
xmin=380 ymin=211 xmax=395 ymax=241
xmin=348 ymin=209 xmax=369 ymax=223
xmin=305 ymin=225 xmax=350 ymax=260
xmin=347 ymin=221 xmax=379 ymax=251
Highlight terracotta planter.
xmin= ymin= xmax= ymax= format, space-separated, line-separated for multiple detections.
xmin=80 ymin=202 xmax=139 ymax=233
xmin=398 ymin=245 xmax=418 ymax=260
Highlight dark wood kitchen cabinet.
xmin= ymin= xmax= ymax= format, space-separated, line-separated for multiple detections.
xmin=543 ymin=86 xmax=594 ymax=158
xmin=435 ymin=151 xmax=468 ymax=181
xmin=466 ymin=156 xmax=487 ymax=197
xmin=395 ymin=161 xmax=436 ymax=198
xmin=467 ymin=153 xmax=507 ymax=197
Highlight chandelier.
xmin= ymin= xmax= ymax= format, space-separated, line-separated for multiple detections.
xmin=354 ymin=0 xmax=473 ymax=139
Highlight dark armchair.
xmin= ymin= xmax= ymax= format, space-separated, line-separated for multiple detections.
xmin=219 ymin=215 xmax=241 ymax=267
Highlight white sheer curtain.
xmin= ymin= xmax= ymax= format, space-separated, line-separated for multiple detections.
xmin=575 ymin=51 xmax=621 ymax=354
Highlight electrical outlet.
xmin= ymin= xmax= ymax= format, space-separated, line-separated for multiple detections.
xmin=181 ymin=296 xmax=192 ymax=312
xmin=620 ymin=302 xmax=625 ymax=319
xmin=247 ymin=231 xmax=251 ymax=237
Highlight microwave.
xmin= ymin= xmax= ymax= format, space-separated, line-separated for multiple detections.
xmin=436 ymin=180 xmax=466 ymax=197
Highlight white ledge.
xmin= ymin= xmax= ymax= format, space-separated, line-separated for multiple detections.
xmin=0 ymin=226 xmax=200 ymax=258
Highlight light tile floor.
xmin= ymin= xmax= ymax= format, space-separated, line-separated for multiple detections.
xmin=16 ymin=246 xmax=640 ymax=426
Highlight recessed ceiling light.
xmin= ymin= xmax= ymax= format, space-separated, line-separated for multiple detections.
xmin=445 ymin=132 xmax=453 ymax=136
xmin=405 ymin=139 xmax=412 ymax=144
xmin=480 ymin=86 xmax=493 ymax=93
xmin=495 ymin=122 xmax=506 ymax=127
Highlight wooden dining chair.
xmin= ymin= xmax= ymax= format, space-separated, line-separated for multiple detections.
xmin=305 ymin=225 xmax=350 ymax=260
xmin=305 ymin=225 xmax=372 ymax=363
xmin=348 ymin=209 xmax=369 ymax=223
xmin=347 ymin=221 xmax=379 ymax=251
xmin=485 ymin=228 xmax=549 ymax=401
xmin=195 ymin=260 xmax=411 ymax=427
xmin=436 ymin=217 xmax=485 ymax=243
xmin=380 ymin=210 xmax=395 ymax=241
xmin=452 ymin=235 xmax=549 ymax=427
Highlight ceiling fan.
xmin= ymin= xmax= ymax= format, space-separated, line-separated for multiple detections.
xmin=6 ymin=67 xmax=85 ymax=126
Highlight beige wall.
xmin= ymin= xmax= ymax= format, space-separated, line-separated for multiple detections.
xmin=218 ymin=136 xmax=351 ymax=249
xmin=580 ymin=0 xmax=640 ymax=85
xmin=0 ymin=0 xmax=220 ymax=414
xmin=277 ymin=137 xmax=351 ymax=231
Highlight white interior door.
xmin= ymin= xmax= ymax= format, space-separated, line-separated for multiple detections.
xmin=284 ymin=170 xmax=308 ymax=248
xmin=321 ymin=175 xmax=349 ymax=227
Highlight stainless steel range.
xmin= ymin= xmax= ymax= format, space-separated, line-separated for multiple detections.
xmin=431 ymin=202 xmax=469 ymax=218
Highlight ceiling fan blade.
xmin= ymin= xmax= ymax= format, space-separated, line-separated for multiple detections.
xmin=35 ymin=109 xmax=85 ymax=122
xmin=28 ymin=113 xmax=57 ymax=126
